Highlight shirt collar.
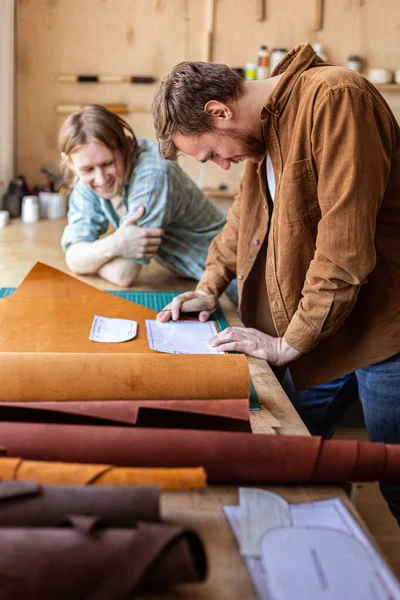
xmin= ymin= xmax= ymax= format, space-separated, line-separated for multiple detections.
xmin=261 ymin=42 xmax=319 ymax=120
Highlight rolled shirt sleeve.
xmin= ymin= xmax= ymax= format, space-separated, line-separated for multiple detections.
xmin=61 ymin=183 xmax=109 ymax=251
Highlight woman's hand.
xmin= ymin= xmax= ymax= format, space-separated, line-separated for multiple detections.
xmin=113 ymin=206 xmax=164 ymax=259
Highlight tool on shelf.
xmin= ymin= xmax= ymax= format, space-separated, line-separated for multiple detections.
xmin=57 ymin=74 xmax=156 ymax=84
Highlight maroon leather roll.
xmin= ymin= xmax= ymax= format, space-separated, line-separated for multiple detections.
xmin=0 ymin=519 xmax=207 ymax=599
xmin=0 ymin=400 xmax=251 ymax=432
xmin=0 ymin=481 xmax=160 ymax=527
xmin=0 ymin=422 xmax=399 ymax=482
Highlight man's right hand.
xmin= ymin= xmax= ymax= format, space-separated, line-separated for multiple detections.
xmin=156 ymin=290 xmax=216 ymax=323
xmin=112 ymin=206 xmax=164 ymax=259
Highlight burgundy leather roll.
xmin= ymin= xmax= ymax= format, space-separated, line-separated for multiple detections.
xmin=0 ymin=481 xmax=160 ymax=527
xmin=0 ymin=422 xmax=399 ymax=482
xmin=0 ymin=519 xmax=207 ymax=599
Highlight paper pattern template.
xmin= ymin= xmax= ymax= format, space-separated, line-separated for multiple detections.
xmin=146 ymin=320 xmax=219 ymax=354
xmin=89 ymin=315 xmax=138 ymax=343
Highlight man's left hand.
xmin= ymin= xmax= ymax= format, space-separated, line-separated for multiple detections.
xmin=209 ymin=327 xmax=302 ymax=366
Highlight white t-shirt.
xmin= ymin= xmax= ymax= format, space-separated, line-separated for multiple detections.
xmin=266 ymin=154 xmax=275 ymax=202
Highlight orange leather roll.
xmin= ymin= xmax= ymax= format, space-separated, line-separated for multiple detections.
xmin=0 ymin=457 xmax=207 ymax=489
xmin=0 ymin=263 xmax=250 ymax=402
xmin=0 ymin=352 xmax=249 ymax=401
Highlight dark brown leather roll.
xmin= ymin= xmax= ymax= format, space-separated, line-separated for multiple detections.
xmin=0 ymin=519 xmax=207 ymax=599
xmin=0 ymin=481 xmax=160 ymax=527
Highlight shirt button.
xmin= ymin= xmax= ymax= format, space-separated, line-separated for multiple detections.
xmin=274 ymin=109 xmax=280 ymax=115
xmin=238 ymin=274 xmax=244 ymax=280
xmin=253 ymin=239 xmax=260 ymax=245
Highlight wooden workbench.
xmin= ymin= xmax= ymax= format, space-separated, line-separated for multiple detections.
xmin=0 ymin=219 xmax=393 ymax=597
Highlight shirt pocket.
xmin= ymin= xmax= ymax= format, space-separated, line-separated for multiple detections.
xmin=278 ymin=158 xmax=321 ymax=225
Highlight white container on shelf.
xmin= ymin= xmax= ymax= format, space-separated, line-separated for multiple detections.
xmin=0 ymin=211 xmax=10 ymax=228
xmin=368 ymin=68 xmax=393 ymax=85
xmin=22 ymin=195 xmax=40 ymax=223
xmin=39 ymin=192 xmax=68 ymax=219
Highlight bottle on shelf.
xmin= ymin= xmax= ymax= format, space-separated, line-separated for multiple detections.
xmin=256 ymin=45 xmax=270 ymax=80
xmin=270 ymin=48 xmax=288 ymax=74
xmin=245 ymin=62 xmax=257 ymax=80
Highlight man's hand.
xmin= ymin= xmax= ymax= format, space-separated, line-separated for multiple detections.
xmin=112 ymin=206 xmax=164 ymax=259
xmin=208 ymin=327 xmax=302 ymax=366
xmin=156 ymin=290 xmax=216 ymax=323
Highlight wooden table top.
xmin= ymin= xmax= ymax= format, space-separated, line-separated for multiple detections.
xmin=0 ymin=218 xmax=388 ymax=598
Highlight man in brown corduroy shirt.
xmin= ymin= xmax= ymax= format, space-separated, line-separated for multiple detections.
xmin=153 ymin=43 xmax=400 ymax=523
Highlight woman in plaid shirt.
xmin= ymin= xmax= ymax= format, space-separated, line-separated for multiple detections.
xmin=59 ymin=104 xmax=237 ymax=304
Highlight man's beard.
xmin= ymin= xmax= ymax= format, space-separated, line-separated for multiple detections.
xmin=223 ymin=128 xmax=266 ymax=162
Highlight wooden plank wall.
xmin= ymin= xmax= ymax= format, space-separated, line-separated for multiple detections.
xmin=17 ymin=0 xmax=400 ymax=191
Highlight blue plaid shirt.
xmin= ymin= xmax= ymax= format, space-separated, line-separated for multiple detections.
xmin=61 ymin=138 xmax=237 ymax=301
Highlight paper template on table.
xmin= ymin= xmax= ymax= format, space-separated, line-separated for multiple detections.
xmin=224 ymin=489 xmax=400 ymax=600
xmin=146 ymin=320 xmax=220 ymax=354
xmin=89 ymin=315 xmax=138 ymax=343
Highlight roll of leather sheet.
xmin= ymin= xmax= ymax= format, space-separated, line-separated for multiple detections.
xmin=0 ymin=400 xmax=251 ymax=432
xmin=0 ymin=520 xmax=207 ymax=599
xmin=0 ymin=263 xmax=250 ymax=402
xmin=0 ymin=352 xmax=249 ymax=402
xmin=0 ymin=423 xmax=399 ymax=482
xmin=0 ymin=481 xmax=160 ymax=527
xmin=0 ymin=458 xmax=207 ymax=489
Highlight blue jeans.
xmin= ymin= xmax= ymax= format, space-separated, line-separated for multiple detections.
xmin=282 ymin=352 xmax=400 ymax=525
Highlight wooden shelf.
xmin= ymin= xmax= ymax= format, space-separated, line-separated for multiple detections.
xmin=203 ymin=188 xmax=237 ymax=199
xmin=375 ymin=83 xmax=400 ymax=91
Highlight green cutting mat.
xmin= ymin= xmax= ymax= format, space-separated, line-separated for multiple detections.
xmin=0 ymin=288 xmax=260 ymax=410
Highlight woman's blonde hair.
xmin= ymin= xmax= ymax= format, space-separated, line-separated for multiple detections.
xmin=59 ymin=104 xmax=138 ymax=187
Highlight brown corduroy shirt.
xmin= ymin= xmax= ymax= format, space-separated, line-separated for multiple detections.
xmin=197 ymin=42 xmax=400 ymax=390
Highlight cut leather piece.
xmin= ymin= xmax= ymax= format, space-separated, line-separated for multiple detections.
xmin=1 ymin=423 xmax=399 ymax=482
xmin=0 ymin=482 xmax=160 ymax=527
xmin=0 ymin=263 xmax=250 ymax=402
xmin=0 ymin=400 xmax=251 ymax=432
xmin=0 ymin=457 xmax=207 ymax=489
xmin=0 ymin=522 xmax=207 ymax=599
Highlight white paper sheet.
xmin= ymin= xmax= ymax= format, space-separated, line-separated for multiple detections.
xmin=89 ymin=315 xmax=137 ymax=343
xmin=224 ymin=492 xmax=400 ymax=600
xmin=261 ymin=527 xmax=393 ymax=600
xmin=145 ymin=319 xmax=220 ymax=354
xmin=224 ymin=506 xmax=270 ymax=600
xmin=239 ymin=488 xmax=291 ymax=556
